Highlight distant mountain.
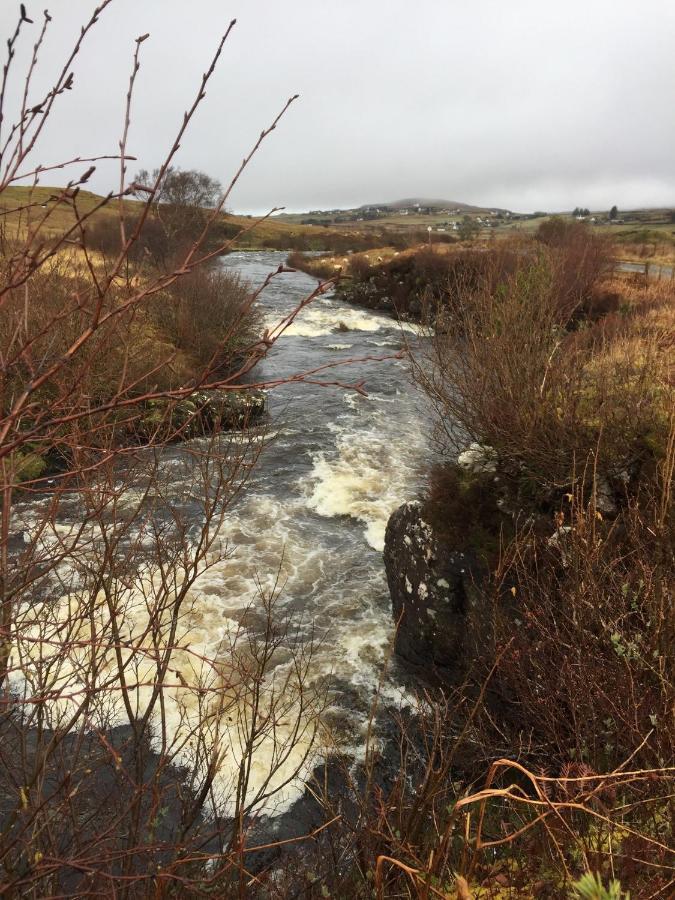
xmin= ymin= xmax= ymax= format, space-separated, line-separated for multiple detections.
xmin=361 ymin=198 xmax=510 ymax=213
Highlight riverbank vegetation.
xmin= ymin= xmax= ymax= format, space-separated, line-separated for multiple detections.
xmin=420 ymin=232 xmax=672 ymax=896
xmin=295 ymin=223 xmax=673 ymax=897
xmin=1 ymin=242 xmax=264 ymax=482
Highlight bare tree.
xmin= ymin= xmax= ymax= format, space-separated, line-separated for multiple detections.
xmin=133 ymin=166 xmax=225 ymax=247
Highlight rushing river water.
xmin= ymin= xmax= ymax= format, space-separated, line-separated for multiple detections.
xmin=11 ymin=251 xmax=431 ymax=818
xmin=213 ymin=251 xmax=429 ymax=803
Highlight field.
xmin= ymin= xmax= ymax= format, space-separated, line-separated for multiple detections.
xmin=0 ymin=184 xmax=353 ymax=250
xmin=276 ymin=201 xmax=675 ymax=264
xmin=4 ymin=185 xmax=675 ymax=265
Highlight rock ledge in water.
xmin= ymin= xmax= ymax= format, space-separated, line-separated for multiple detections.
xmin=137 ymin=389 xmax=266 ymax=440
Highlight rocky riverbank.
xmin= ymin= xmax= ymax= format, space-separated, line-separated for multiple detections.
xmin=135 ymin=388 xmax=266 ymax=440
xmin=288 ymin=244 xmax=481 ymax=323
xmin=17 ymin=388 xmax=267 ymax=486
xmin=381 ymin=441 xmax=635 ymax=684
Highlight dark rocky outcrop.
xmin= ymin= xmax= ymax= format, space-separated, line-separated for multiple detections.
xmin=383 ymin=502 xmax=487 ymax=681
xmin=383 ymin=457 xmax=628 ymax=682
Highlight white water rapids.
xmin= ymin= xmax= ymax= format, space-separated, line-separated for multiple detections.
xmin=9 ymin=252 xmax=431 ymax=817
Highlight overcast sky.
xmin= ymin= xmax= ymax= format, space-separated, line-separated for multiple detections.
xmin=2 ymin=0 xmax=674 ymax=214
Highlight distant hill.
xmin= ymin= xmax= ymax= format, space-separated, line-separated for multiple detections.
xmin=274 ymin=197 xmax=513 ymax=224
xmin=361 ymin=198 xmax=511 ymax=213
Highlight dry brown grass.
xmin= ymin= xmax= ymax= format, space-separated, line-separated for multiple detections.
xmin=417 ymin=248 xmax=672 ymax=497
xmin=149 ymin=262 xmax=261 ymax=376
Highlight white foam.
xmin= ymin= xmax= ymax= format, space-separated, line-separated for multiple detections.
xmin=267 ymin=298 xmax=418 ymax=339
xmin=306 ymin=420 xmax=426 ymax=551
xmin=9 ymin=541 xmax=320 ymax=816
xmin=9 ymin=487 xmax=406 ymax=818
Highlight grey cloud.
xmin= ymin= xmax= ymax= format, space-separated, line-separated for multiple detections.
xmin=1 ymin=0 xmax=674 ymax=213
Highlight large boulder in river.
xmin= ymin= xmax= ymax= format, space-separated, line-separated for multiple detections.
xmin=383 ymin=502 xmax=487 ymax=680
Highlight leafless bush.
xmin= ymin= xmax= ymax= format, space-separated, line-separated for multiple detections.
xmin=286 ymin=249 xmax=310 ymax=270
xmin=489 ymin=469 xmax=674 ymax=760
xmin=149 ymin=264 xmax=261 ymax=376
xmin=0 ymin=5 xmax=354 ymax=894
xmin=417 ymin=248 xmax=669 ymax=492
xmin=85 ymin=211 xmax=172 ymax=264
xmin=297 ymin=621 xmax=674 ymax=897
xmin=537 ymin=217 xmax=614 ymax=317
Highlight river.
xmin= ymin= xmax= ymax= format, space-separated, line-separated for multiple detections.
xmin=213 ymin=250 xmax=429 ymax=808
xmin=10 ymin=250 xmax=431 ymax=819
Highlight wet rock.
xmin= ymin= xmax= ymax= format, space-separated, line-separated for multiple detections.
xmin=383 ymin=502 xmax=486 ymax=680
xmin=197 ymin=388 xmax=266 ymax=430
xmin=407 ymin=296 xmax=422 ymax=317
xmin=137 ymin=389 xmax=266 ymax=440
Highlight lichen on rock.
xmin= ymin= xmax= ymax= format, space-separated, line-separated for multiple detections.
xmin=383 ymin=502 xmax=487 ymax=679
